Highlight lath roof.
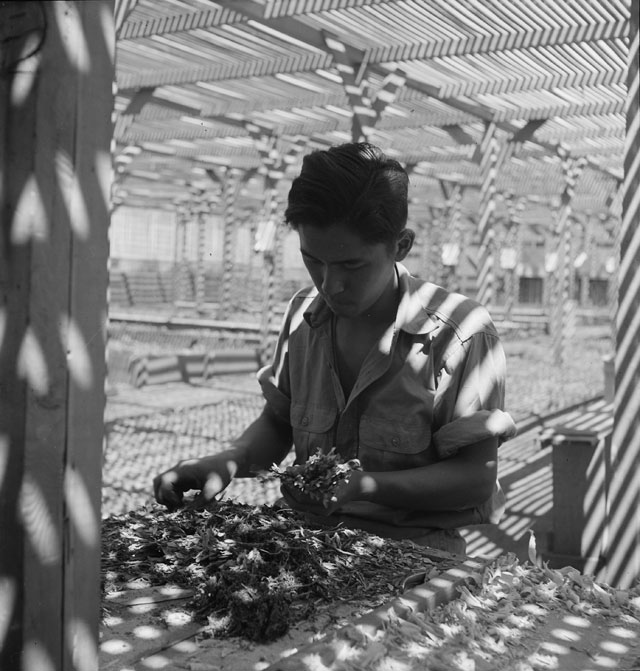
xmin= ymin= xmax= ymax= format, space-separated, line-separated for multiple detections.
xmin=113 ymin=0 xmax=629 ymax=227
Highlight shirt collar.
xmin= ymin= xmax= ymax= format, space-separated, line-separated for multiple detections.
xmin=303 ymin=263 xmax=442 ymax=338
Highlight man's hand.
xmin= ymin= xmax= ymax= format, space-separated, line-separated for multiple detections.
xmin=281 ymin=469 xmax=364 ymax=516
xmin=153 ymin=455 xmax=237 ymax=510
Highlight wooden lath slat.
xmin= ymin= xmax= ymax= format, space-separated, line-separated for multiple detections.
xmin=119 ymin=5 xmax=243 ymax=40
xmin=112 ymin=0 xmax=629 ymax=211
xmin=117 ymin=1 xmax=628 ymax=91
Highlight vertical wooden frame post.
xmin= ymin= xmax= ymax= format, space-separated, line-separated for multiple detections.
xmin=0 ymin=2 xmax=114 ymax=670
xmin=219 ymin=172 xmax=237 ymax=320
xmin=579 ymin=216 xmax=594 ymax=307
xmin=172 ymin=205 xmax=188 ymax=309
xmin=550 ymin=152 xmax=586 ymax=405
xmin=191 ymin=193 xmax=212 ymax=315
xmin=606 ymin=0 xmax=640 ymax=588
xmin=475 ymin=126 xmax=500 ymax=309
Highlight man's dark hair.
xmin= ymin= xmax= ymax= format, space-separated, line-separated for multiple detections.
xmin=284 ymin=142 xmax=409 ymax=246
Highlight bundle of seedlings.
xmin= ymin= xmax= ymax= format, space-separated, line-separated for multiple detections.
xmin=101 ymin=500 xmax=454 ymax=643
xmin=267 ymin=446 xmax=361 ymax=506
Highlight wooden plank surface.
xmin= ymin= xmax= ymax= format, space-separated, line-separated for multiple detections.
xmin=0 ymin=2 xmax=114 ymax=670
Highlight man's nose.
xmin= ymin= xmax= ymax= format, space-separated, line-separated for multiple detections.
xmin=321 ymin=267 xmax=344 ymax=296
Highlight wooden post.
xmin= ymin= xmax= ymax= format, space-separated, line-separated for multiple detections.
xmin=579 ymin=216 xmax=594 ymax=307
xmin=172 ymin=205 xmax=187 ymax=309
xmin=0 ymin=2 xmax=114 ymax=670
xmin=550 ymin=152 xmax=586 ymax=405
xmin=606 ymin=0 xmax=640 ymax=588
xmin=193 ymin=195 xmax=208 ymax=314
xmin=475 ymin=127 xmax=500 ymax=309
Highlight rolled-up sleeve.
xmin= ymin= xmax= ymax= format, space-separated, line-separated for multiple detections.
xmin=432 ymin=331 xmax=515 ymax=459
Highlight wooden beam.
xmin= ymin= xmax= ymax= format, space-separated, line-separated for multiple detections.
xmin=0 ymin=2 xmax=114 ymax=670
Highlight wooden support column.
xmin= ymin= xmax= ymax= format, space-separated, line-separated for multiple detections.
xmin=0 ymin=3 xmax=114 ymax=670
xmin=550 ymin=150 xmax=586 ymax=403
xmin=172 ymin=205 xmax=191 ymax=310
xmin=606 ymin=184 xmax=624 ymax=348
xmin=206 ymin=167 xmax=246 ymax=321
xmin=578 ymin=215 xmax=595 ymax=307
xmin=606 ymin=1 xmax=640 ymax=588
xmin=501 ymin=196 xmax=524 ymax=320
xmin=190 ymin=190 xmax=208 ymax=314
xmin=474 ymin=124 xmax=500 ymax=309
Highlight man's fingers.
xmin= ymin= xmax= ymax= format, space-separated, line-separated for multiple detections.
xmin=153 ymin=470 xmax=186 ymax=510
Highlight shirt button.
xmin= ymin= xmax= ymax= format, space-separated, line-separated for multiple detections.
xmin=301 ymin=416 xmax=309 ymax=426
xmin=392 ymin=438 xmax=399 ymax=447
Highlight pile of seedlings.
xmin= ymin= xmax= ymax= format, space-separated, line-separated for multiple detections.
xmin=101 ymin=499 xmax=454 ymax=642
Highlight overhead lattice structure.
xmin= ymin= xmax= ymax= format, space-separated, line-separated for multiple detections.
xmin=113 ymin=0 xmax=629 ymax=227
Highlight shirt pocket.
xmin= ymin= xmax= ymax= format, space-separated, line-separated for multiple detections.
xmin=290 ymin=402 xmax=337 ymax=462
xmin=358 ymin=415 xmax=433 ymax=471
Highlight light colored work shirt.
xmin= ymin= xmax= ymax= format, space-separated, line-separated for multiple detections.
xmin=258 ymin=263 xmax=516 ymax=539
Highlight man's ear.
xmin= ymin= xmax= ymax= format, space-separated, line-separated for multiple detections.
xmin=395 ymin=228 xmax=415 ymax=261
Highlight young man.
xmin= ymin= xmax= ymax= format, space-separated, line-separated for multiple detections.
xmin=153 ymin=142 xmax=516 ymax=554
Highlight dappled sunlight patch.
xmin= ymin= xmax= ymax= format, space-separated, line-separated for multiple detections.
xmin=60 ymin=314 xmax=94 ymax=386
xmin=11 ymin=175 xmax=48 ymax=245
xmin=19 ymin=475 xmax=61 ymax=565
xmin=17 ymin=326 xmax=49 ymax=395
xmin=52 ymin=2 xmax=91 ymax=73
xmin=132 ymin=626 xmax=162 ymax=641
xmin=100 ymin=638 xmax=133 ymax=656
xmin=65 ymin=466 xmax=100 ymax=547
xmin=22 ymin=638 xmax=56 ymax=671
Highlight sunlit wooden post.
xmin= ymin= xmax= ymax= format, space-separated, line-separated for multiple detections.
xmin=207 ymin=167 xmax=257 ymax=320
xmin=605 ymin=0 xmax=640 ymax=588
xmin=502 ymin=195 xmax=525 ymax=320
xmin=474 ymin=124 xmax=500 ymax=309
xmin=501 ymin=223 xmax=517 ymax=321
xmin=0 ymin=2 xmax=114 ymax=670
xmin=172 ymin=204 xmax=189 ymax=310
xmin=193 ymin=191 xmax=207 ymax=314
xmin=205 ymin=168 xmax=229 ymax=319
xmin=605 ymin=184 xmax=623 ymax=349
xmin=549 ymin=151 xmax=586 ymax=405
xmin=578 ymin=215 xmax=594 ymax=307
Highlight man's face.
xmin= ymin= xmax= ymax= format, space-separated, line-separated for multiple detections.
xmin=297 ymin=223 xmax=397 ymax=319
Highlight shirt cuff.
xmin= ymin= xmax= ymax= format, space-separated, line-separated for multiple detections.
xmin=433 ymin=409 xmax=517 ymax=459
